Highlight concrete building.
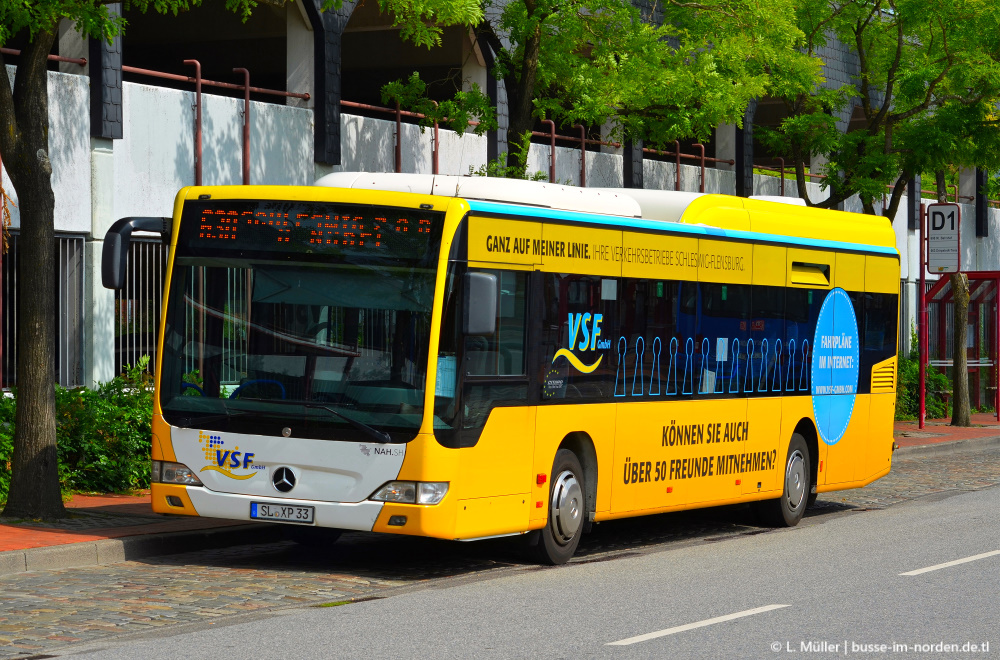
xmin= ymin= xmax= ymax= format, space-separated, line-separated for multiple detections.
xmin=1 ymin=2 xmax=997 ymax=399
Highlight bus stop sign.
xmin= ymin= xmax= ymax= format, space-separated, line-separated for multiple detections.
xmin=926 ymin=203 xmax=961 ymax=273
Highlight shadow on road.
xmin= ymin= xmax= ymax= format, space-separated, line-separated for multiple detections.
xmin=133 ymin=498 xmax=860 ymax=582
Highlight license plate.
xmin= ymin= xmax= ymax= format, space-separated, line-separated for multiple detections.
xmin=250 ymin=502 xmax=315 ymax=524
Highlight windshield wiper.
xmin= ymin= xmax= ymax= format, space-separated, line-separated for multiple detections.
xmin=167 ymin=406 xmax=249 ymax=426
xmin=169 ymin=398 xmax=394 ymax=444
xmin=304 ymin=403 xmax=393 ymax=444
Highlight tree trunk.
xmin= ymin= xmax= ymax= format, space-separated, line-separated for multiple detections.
xmin=935 ymin=171 xmax=971 ymax=426
xmin=504 ymin=1 xmax=543 ymax=177
xmin=861 ymin=196 xmax=877 ymax=216
xmin=950 ymin=272 xmax=971 ymax=426
xmin=0 ymin=30 xmax=66 ymax=519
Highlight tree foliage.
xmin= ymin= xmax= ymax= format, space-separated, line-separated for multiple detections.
xmin=376 ymin=0 xmax=484 ymax=48
xmin=384 ymin=0 xmax=818 ymax=175
xmin=761 ymin=0 xmax=1000 ymax=217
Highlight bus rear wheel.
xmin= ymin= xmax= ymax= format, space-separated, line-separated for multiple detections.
xmin=753 ymin=433 xmax=810 ymax=527
xmin=527 ymin=449 xmax=585 ymax=565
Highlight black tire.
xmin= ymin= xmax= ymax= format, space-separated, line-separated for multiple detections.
xmin=526 ymin=449 xmax=586 ymax=565
xmin=284 ymin=526 xmax=343 ymax=546
xmin=807 ymin=492 xmax=818 ymax=508
xmin=753 ymin=433 xmax=810 ymax=527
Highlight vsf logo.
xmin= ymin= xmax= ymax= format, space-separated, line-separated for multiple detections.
xmin=552 ymin=313 xmax=609 ymax=374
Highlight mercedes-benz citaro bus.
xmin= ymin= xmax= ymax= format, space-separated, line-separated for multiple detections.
xmin=102 ymin=173 xmax=900 ymax=564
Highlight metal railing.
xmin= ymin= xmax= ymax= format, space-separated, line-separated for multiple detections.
xmin=754 ymin=162 xmax=985 ymax=207
xmin=124 ymin=60 xmax=310 ymax=187
xmin=115 ymin=239 xmax=167 ymax=377
xmin=1 ymin=234 xmax=85 ymax=388
xmin=0 ymin=47 xmax=87 ymax=67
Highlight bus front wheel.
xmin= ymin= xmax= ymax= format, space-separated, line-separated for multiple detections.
xmin=753 ymin=433 xmax=810 ymax=527
xmin=527 ymin=449 xmax=585 ymax=565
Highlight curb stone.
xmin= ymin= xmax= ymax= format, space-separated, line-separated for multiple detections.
xmin=0 ymin=523 xmax=272 ymax=576
xmin=894 ymin=434 xmax=1000 ymax=457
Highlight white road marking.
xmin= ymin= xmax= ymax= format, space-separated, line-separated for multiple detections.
xmin=899 ymin=549 xmax=1000 ymax=576
xmin=606 ymin=604 xmax=791 ymax=646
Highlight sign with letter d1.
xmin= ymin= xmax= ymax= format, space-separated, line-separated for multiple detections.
xmin=926 ymin=203 xmax=961 ymax=274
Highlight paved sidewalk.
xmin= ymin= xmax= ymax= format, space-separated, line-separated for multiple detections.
xmin=894 ymin=412 xmax=1000 ymax=448
xmin=0 ymin=494 xmax=261 ymax=575
xmin=1 ymin=416 xmax=998 ymax=575
xmin=0 ymin=493 xmax=247 ymax=553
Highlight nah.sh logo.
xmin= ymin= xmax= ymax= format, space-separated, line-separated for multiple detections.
xmin=552 ymin=312 xmax=609 ymax=374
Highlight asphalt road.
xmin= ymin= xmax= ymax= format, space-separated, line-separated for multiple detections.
xmin=56 ymin=465 xmax=1000 ymax=659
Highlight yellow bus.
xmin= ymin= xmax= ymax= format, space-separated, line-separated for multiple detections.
xmin=103 ymin=173 xmax=900 ymax=564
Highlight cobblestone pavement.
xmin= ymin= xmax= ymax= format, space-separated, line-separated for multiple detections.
xmin=2 ymin=445 xmax=999 ymax=659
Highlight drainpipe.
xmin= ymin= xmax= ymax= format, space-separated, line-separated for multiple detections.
xmin=575 ymin=124 xmax=586 ymax=187
xmin=233 ymin=68 xmax=251 ymax=185
xmin=395 ymin=101 xmax=402 ymax=173
xmin=183 ymin=60 xmax=202 ymax=186
xmin=694 ymin=143 xmax=705 ymax=193
xmin=431 ymin=101 xmax=439 ymax=175
xmin=541 ymin=120 xmax=556 ymax=183
xmin=675 ymin=140 xmax=681 ymax=191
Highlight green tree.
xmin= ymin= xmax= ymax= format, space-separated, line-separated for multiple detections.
xmin=0 ymin=0 xmax=480 ymax=521
xmin=762 ymin=0 xmax=1000 ymax=218
xmin=910 ymin=102 xmax=1000 ymax=426
xmin=760 ymin=2 xmax=1000 ymax=428
xmin=386 ymin=0 xmax=818 ymax=176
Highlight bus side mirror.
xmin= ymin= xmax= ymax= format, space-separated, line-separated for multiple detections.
xmin=102 ymin=217 xmax=171 ymax=289
xmin=463 ymin=272 xmax=497 ymax=336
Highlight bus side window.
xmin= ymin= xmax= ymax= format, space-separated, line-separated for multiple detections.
xmin=861 ymin=292 xmax=898 ymax=377
xmin=541 ymin=274 xmax=616 ymax=400
xmin=461 ymin=270 xmax=529 ymax=434
xmin=464 ymin=270 xmax=527 ymax=376
xmin=750 ymin=286 xmax=786 ymax=393
xmin=700 ymin=282 xmax=750 ymax=395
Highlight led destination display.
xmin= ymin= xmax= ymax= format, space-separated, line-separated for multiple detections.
xmin=179 ymin=200 xmax=444 ymax=261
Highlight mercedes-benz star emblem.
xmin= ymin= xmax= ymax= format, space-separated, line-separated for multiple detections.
xmin=272 ymin=467 xmax=296 ymax=493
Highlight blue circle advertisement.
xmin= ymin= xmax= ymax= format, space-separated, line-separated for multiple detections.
xmin=811 ymin=288 xmax=860 ymax=445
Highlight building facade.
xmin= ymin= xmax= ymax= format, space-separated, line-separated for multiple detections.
xmin=1 ymin=1 xmax=998 ymax=393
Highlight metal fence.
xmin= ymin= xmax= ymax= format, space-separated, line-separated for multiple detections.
xmin=115 ymin=238 xmax=168 ymax=377
xmin=2 ymin=234 xmax=85 ymax=387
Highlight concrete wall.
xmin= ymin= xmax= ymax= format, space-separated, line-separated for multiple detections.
xmin=334 ymin=117 xmax=488 ymax=176
xmin=6 ymin=67 xmax=1000 ymax=388
xmin=3 ymin=66 xmax=91 ymax=234
xmin=113 ymin=82 xmax=316 ymax=220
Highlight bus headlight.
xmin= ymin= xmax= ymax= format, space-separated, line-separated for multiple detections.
xmin=152 ymin=460 xmax=203 ymax=486
xmin=417 ymin=482 xmax=449 ymax=505
xmin=370 ymin=481 xmax=449 ymax=505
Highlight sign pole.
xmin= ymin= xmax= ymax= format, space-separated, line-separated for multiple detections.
xmin=921 ymin=202 xmax=960 ymax=428
xmin=919 ymin=203 xmax=926 ymax=429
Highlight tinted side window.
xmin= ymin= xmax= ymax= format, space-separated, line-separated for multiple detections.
xmin=621 ymin=279 xmax=679 ymax=397
xmin=464 ymin=270 xmax=528 ymax=377
xmin=750 ymin=286 xmax=785 ymax=393
xmin=461 ymin=270 xmax=530 ymax=433
xmin=860 ymin=292 xmax=899 ymax=379
xmin=541 ymin=274 xmax=618 ymax=400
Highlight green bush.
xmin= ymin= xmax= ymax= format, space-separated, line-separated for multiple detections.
xmin=0 ymin=394 xmax=12 ymax=504
xmin=896 ymin=355 xmax=951 ymax=420
xmin=0 ymin=358 xmax=153 ymax=504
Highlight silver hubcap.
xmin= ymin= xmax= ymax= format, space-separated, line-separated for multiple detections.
xmin=550 ymin=470 xmax=583 ymax=545
xmin=784 ymin=450 xmax=806 ymax=511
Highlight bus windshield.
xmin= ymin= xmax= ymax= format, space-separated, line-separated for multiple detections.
xmin=158 ymin=199 xmax=445 ymax=441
